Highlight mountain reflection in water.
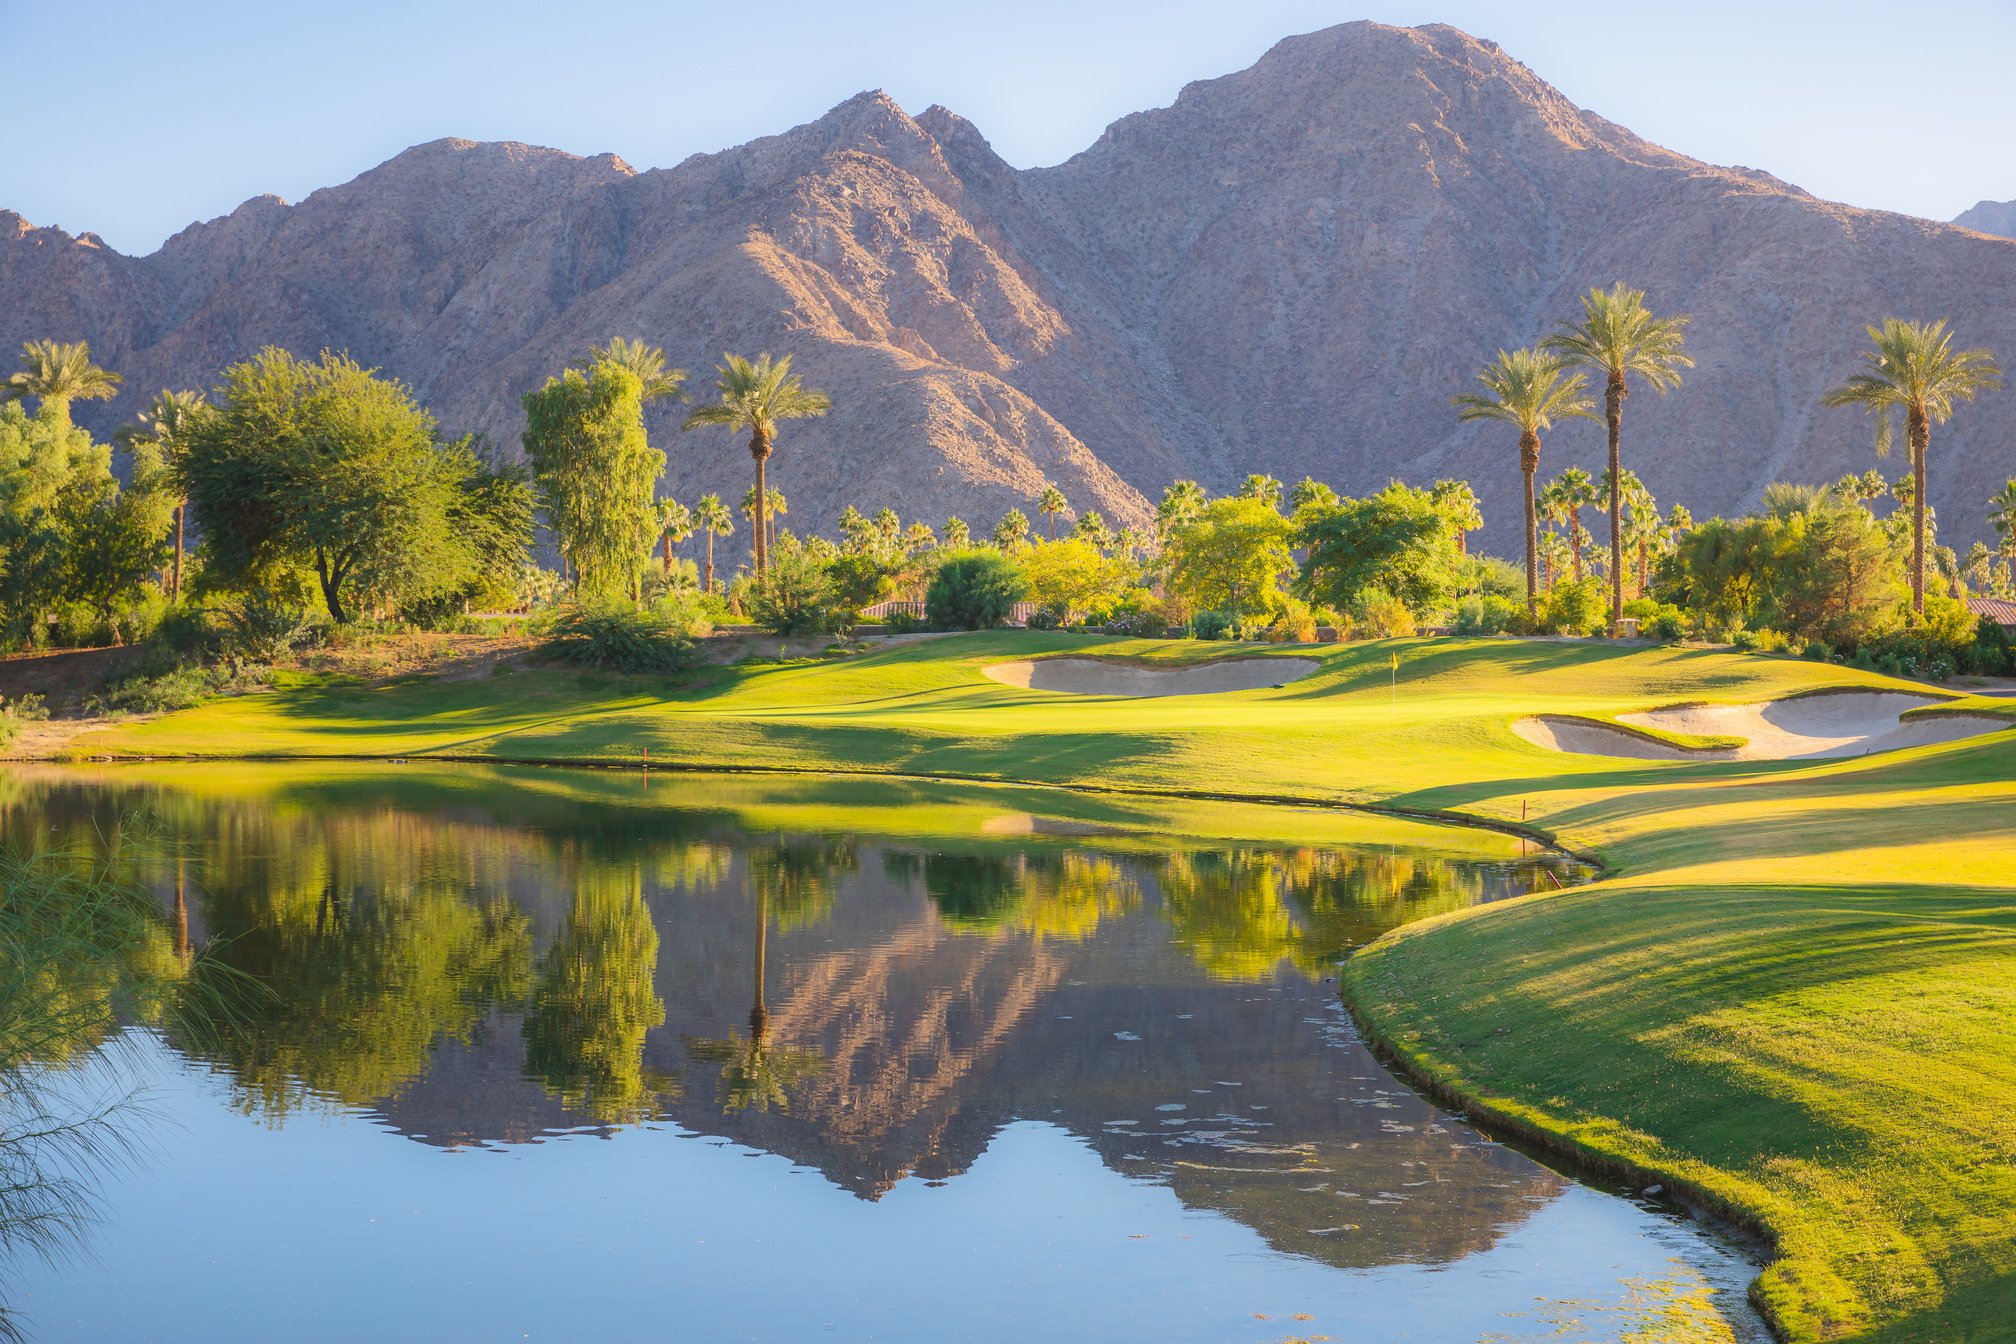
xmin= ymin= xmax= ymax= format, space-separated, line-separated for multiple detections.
xmin=0 ymin=764 xmax=1759 ymax=1344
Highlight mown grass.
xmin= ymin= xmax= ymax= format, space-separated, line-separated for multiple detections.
xmin=44 ymin=631 xmax=2016 ymax=1341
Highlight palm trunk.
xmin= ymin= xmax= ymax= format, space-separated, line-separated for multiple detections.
xmin=661 ymin=531 xmax=673 ymax=568
xmin=1606 ymin=377 xmax=1626 ymax=632
xmin=705 ymin=532 xmax=716 ymax=592
xmin=1521 ymin=435 xmax=1540 ymax=616
xmin=1909 ymin=407 xmax=1929 ymax=615
xmin=1571 ymin=518 xmax=1585 ymax=585
xmin=173 ymin=502 xmax=185 ymax=600
xmin=1047 ymin=511 xmax=1056 ymax=540
xmin=750 ymin=886 xmax=770 ymax=1042
xmin=751 ymin=429 xmax=772 ymax=579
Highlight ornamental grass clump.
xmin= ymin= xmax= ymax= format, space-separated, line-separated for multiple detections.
xmin=539 ymin=598 xmax=706 ymax=673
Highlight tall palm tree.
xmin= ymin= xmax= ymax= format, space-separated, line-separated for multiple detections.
xmin=1238 ymin=473 xmax=1285 ymax=509
xmin=694 ymin=494 xmax=734 ymax=592
xmin=741 ymin=485 xmax=788 ymax=557
xmin=1036 ymin=485 xmax=1068 ymax=540
xmin=1991 ymin=479 xmax=2016 ymax=564
xmin=1289 ymin=476 xmax=1339 ymax=516
xmin=1430 ymin=479 xmax=1483 ymax=556
xmin=992 ymin=507 xmax=1031 ymax=550
xmin=1156 ymin=480 xmax=1207 ymax=539
xmin=1824 ymin=319 xmax=2002 ymax=613
xmin=577 ymin=337 xmax=689 ymax=404
xmin=1544 ymin=284 xmax=1692 ymax=631
xmin=680 ymin=354 xmax=830 ymax=578
xmin=116 ymin=388 xmax=207 ymax=599
xmin=1069 ymin=509 xmax=1111 ymax=550
xmin=4 ymin=340 xmax=122 ymax=427
xmin=1454 ymin=349 xmax=1594 ymax=615
xmin=657 ymin=497 xmax=694 ymax=569
xmin=1543 ymin=468 xmax=1600 ymax=585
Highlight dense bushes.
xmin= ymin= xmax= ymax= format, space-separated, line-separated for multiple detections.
xmin=925 ymin=550 xmax=1026 ymax=630
xmin=538 ymin=598 xmax=708 ymax=673
xmin=745 ymin=545 xmax=851 ymax=636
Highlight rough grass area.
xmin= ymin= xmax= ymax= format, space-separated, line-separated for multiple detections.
xmin=24 ymin=631 xmax=2016 ymax=1341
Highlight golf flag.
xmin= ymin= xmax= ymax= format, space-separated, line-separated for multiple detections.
xmin=1390 ymin=652 xmax=1398 ymax=672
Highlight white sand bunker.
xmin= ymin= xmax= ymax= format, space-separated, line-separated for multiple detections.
xmin=983 ymin=656 xmax=1317 ymax=697
xmin=1515 ymin=691 xmax=2010 ymax=761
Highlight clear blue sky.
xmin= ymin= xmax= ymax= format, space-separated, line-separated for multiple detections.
xmin=7 ymin=0 xmax=2013 ymax=255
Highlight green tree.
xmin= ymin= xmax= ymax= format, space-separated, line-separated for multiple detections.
xmin=3 ymin=341 xmax=122 ymax=429
xmin=1544 ymin=284 xmax=1692 ymax=632
xmin=115 ymin=389 xmax=206 ymax=599
xmin=0 ymin=401 xmax=131 ymax=641
xmin=681 ymin=354 xmax=830 ymax=578
xmin=574 ymin=337 xmax=689 ymax=404
xmin=1018 ymin=538 xmax=1136 ymax=624
xmin=1429 ymin=478 xmax=1482 ymax=556
xmin=1157 ymin=480 xmax=1207 ymax=540
xmin=694 ymin=493 xmax=733 ymax=592
xmin=1453 ymin=349 xmax=1595 ymax=615
xmin=1289 ymin=477 xmax=1339 ymax=517
xmin=925 ymin=549 xmax=1027 ymax=629
xmin=1992 ymin=479 xmax=2016 ymax=564
xmin=657 ymin=497 xmax=694 ymax=569
xmin=1542 ymin=467 xmax=1600 ymax=586
xmin=1036 ymin=485 xmax=1069 ymax=540
xmin=992 ymin=507 xmax=1031 ymax=550
xmin=1163 ymin=495 xmax=1293 ymax=621
xmin=1238 ymin=473 xmax=1285 ymax=508
xmin=58 ymin=436 xmax=176 ymax=639
xmin=1298 ymin=482 xmax=1463 ymax=618
xmin=1823 ymin=319 xmax=2002 ymax=613
xmin=186 ymin=348 xmax=495 ymax=622
xmin=522 ymin=361 xmax=662 ymax=601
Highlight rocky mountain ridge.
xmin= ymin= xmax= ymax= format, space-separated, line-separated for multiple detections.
xmin=6 ymin=21 xmax=2015 ymax=548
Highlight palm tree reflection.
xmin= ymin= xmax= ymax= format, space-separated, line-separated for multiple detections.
xmin=684 ymin=857 xmax=825 ymax=1114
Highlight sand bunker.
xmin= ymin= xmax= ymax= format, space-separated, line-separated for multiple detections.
xmin=983 ymin=656 xmax=1317 ymax=697
xmin=1515 ymin=691 xmax=2010 ymax=761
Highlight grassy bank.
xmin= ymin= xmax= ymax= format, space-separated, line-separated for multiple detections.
xmin=29 ymin=632 xmax=2016 ymax=1340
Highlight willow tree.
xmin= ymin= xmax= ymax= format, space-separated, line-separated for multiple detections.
xmin=522 ymin=362 xmax=663 ymax=600
xmin=3 ymin=340 xmax=122 ymax=428
xmin=1453 ymin=349 xmax=1594 ymax=615
xmin=1823 ymin=319 xmax=2002 ymax=613
xmin=1544 ymin=284 xmax=1691 ymax=630
xmin=680 ymin=354 xmax=829 ymax=579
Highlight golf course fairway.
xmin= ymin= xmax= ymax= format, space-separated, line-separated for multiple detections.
xmin=44 ymin=633 xmax=2016 ymax=1342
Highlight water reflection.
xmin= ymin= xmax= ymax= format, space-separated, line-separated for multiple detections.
xmin=0 ymin=764 xmax=1758 ymax=1343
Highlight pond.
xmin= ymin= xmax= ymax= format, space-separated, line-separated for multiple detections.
xmin=0 ymin=764 xmax=1764 ymax=1343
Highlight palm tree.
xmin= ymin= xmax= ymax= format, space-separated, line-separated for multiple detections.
xmin=1454 ymin=349 xmax=1594 ymax=615
xmin=680 ymin=354 xmax=830 ymax=578
xmin=1156 ymin=480 xmax=1207 ymax=539
xmin=1605 ymin=470 xmax=1661 ymax=597
xmin=116 ymin=388 xmax=207 ymax=599
xmin=1111 ymin=526 xmax=1144 ymax=559
xmin=577 ymin=337 xmax=689 ymax=403
xmin=992 ymin=507 xmax=1031 ymax=550
xmin=1824 ymin=319 xmax=2002 ymax=613
xmin=1543 ymin=468 xmax=1600 ymax=585
xmin=741 ymin=485 xmax=788 ymax=557
xmin=1289 ymin=476 xmax=1339 ymax=516
xmin=1992 ymin=479 xmax=2016 ymax=564
xmin=1069 ymin=509 xmax=1111 ymax=550
xmin=1036 ymin=485 xmax=1068 ymax=540
xmin=1238 ymin=473 xmax=1285 ymax=509
xmin=943 ymin=516 xmax=970 ymax=548
xmin=1430 ymin=479 xmax=1483 ymax=555
xmin=1544 ymin=284 xmax=1692 ymax=631
xmin=657 ymin=498 xmax=694 ymax=569
xmin=694 ymin=494 xmax=734 ymax=592
xmin=903 ymin=520 xmax=936 ymax=555
xmin=4 ymin=340 xmax=122 ymax=427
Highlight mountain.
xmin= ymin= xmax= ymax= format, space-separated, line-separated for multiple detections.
xmin=1955 ymin=199 xmax=2016 ymax=240
xmin=7 ymin=21 xmax=2016 ymax=549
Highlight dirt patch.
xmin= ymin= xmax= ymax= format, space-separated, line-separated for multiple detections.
xmin=0 ymin=646 xmax=149 ymax=714
xmin=982 ymin=656 xmax=1318 ymax=697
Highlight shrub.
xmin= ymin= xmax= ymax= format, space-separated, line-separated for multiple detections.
xmin=91 ymin=664 xmax=251 ymax=715
xmin=0 ymin=692 xmax=50 ymax=750
xmin=220 ymin=593 xmax=319 ymax=664
xmin=1453 ymin=595 xmax=1518 ymax=636
xmin=1356 ymin=596 xmax=1417 ymax=639
xmin=746 ymin=548 xmax=850 ymax=636
xmin=1260 ymin=597 xmax=1318 ymax=643
xmin=925 ymin=550 xmax=1026 ymax=630
xmin=1803 ymin=640 xmax=1834 ymax=662
xmin=1190 ymin=610 xmax=1235 ymax=641
xmin=539 ymin=600 xmax=700 ymax=673
xmin=1540 ymin=579 xmax=1603 ymax=636
xmin=1731 ymin=628 xmax=1761 ymax=652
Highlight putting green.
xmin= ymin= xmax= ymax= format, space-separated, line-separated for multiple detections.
xmin=43 ymin=632 xmax=2016 ymax=1341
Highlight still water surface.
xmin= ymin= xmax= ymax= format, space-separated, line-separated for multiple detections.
xmin=0 ymin=764 xmax=1763 ymax=1343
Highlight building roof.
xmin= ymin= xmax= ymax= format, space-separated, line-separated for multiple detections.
xmin=1966 ymin=595 xmax=2016 ymax=629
